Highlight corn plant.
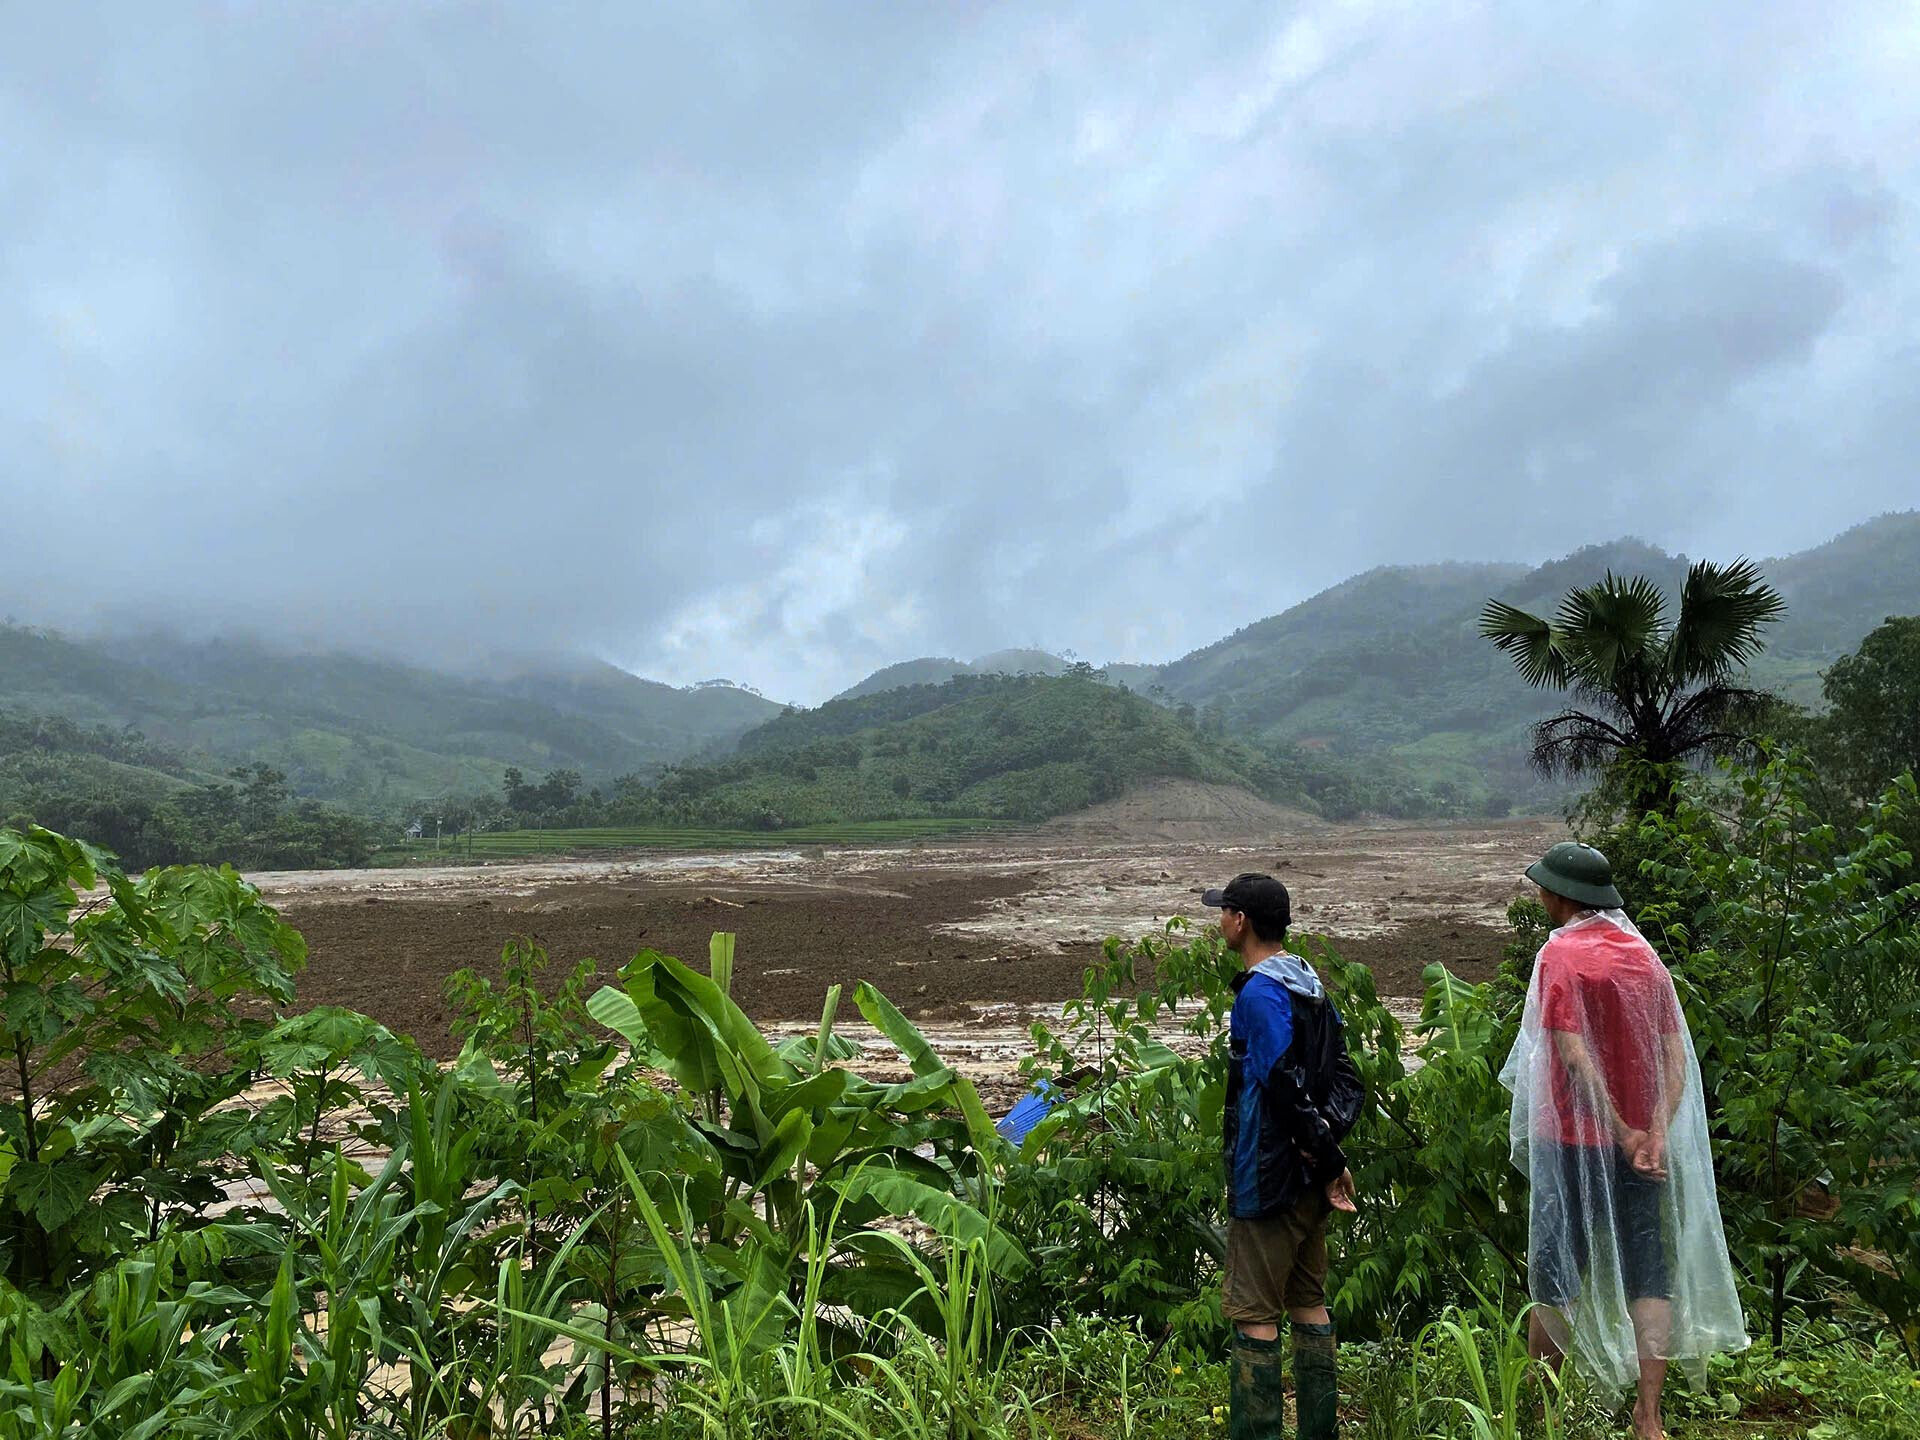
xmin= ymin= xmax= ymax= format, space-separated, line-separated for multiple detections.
xmin=1413 ymin=1299 xmax=1567 ymax=1440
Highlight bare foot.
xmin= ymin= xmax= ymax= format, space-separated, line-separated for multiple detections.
xmin=1631 ymin=1402 xmax=1664 ymax=1440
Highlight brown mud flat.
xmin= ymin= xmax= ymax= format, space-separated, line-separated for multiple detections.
xmin=282 ymin=867 xmax=1108 ymax=1058
xmin=267 ymin=813 xmax=1562 ymax=1062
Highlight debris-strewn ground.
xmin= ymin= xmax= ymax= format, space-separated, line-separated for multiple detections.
xmin=257 ymin=797 xmax=1565 ymax=1063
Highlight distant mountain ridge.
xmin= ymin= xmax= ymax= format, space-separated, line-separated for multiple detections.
xmin=4 ymin=511 xmax=1914 ymax=830
xmin=828 ymin=517 xmax=1919 ymax=716
xmin=629 ymin=670 xmax=1315 ymax=829
xmin=0 ymin=626 xmax=780 ymax=813
xmin=824 ymin=511 xmax=1919 ymax=814
xmin=830 ymin=648 xmax=1071 ymax=701
xmin=1144 ymin=514 xmax=1920 ymax=809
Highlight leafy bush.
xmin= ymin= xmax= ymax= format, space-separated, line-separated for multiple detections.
xmin=998 ymin=917 xmax=1534 ymax=1348
xmin=0 ymin=826 xmax=307 ymax=1297
xmin=2 ymin=809 xmax=1917 ymax=1436
xmin=1636 ymin=755 xmax=1920 ymax=1356
xmin=999 ymin=921 xmax=1235 ymax=1343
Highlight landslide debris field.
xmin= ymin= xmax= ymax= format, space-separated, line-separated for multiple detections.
xmin=261 ymin=793 xmax=1564 ymax=1065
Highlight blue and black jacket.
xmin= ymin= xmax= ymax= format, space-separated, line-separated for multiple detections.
xmin=1224 ymin=954 xmax=1365 ymax=1220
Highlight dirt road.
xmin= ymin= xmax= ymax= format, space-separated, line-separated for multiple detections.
xmin=256 ymin=801 xmax=1564 ymax=1061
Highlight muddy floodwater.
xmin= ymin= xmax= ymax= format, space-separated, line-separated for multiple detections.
xmin=254 ymin=794 xmax=1565 ymax=1088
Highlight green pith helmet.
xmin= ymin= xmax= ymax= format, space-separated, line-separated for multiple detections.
xmin=1525 ymin=841 xmax=1624 ymax=909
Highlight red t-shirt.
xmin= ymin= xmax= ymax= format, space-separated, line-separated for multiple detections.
xmin=1537 ymin=922 xmax=1680 ymax=1148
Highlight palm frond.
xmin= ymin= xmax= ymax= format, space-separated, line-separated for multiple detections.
xmin=1658 ymin=682 xmax=1775 ymax=762
xmin=1668 ymin=558 xmax=1786 ymax=683
xmin=1556 ymin=572 xmax=1667 ymax=690
xmin=1528 ymin=709 xmax=1633 ymax=777
xmin=1478 ymin=600 xmax=1568 ymax=689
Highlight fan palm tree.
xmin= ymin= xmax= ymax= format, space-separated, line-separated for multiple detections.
xmin=1479 ymin=559 xmax=1786 ymax=793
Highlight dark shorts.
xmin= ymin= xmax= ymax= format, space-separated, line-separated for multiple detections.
xmin=1223 ymin=1194 xmax=1329 ymax=1323
xmin=1530 ymin=1140 xmax=1671 ymax=1305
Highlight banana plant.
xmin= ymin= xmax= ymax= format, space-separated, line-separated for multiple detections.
xmin=586 ymin=934 xmax=1025 ymax=1328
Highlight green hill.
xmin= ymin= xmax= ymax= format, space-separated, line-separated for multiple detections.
xmin=0 ymin=710 xmax=213 ymax=810
xmin=0 ymin=626 xmax=782 ymax=813
xmin=832 ymin=648 xmax=1074 ymax=702
xmin=1153 ymin=514 xmax=1920 ymax=810
xmin=833 ymin=658 xmax=974 ymax=701
xmin=621 ymin=670 xmax=1314 ymax=829
xmin=7 ymin=514 xmax=1913 ymax=843
xmin=1765 ymin=511 xmax=1920 ymax=659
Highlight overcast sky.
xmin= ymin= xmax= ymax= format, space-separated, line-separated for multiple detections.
xmin=3 ymin=3 xmax=1916 ymax=703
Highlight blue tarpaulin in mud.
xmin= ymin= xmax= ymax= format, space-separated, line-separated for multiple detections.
xmin=996 ymin=1079 xmax=1065 ymax=1145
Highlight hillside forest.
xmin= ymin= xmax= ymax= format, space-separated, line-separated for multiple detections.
xmin=0 ymin=555 xmax=1915 ymax=1437
xmin=2 ymin=512 xmax=1917 ymax=869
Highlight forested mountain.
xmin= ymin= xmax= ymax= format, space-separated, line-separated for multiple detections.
xmin=4 ymin=513 xmax=1914 ymax=847
xmin=831 ymin=648 xmax=1069 ymax=701
xmin=1148 ymin=514 xmax=1920 ymax=810
xmin=1765 ymin=511 xmax=1920 ymax=655
xmin=817 ymin=513 xmax=1919 ymax=817
xmin=614 ymin=670 xmax=1318 ymax=829
xmin=0 ymin=626 xmax=779 ymax=814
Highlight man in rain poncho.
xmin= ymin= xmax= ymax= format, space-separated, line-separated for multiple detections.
xmin=1500 ymin=842 xmax=1746 ymax=1440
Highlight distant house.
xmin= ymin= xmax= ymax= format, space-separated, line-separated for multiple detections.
xmin=405 ymin=820 xmax=424 ymax=839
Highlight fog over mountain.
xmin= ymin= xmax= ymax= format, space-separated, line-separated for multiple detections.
xmin=4 ymin=4 xmax=1917 ymax=703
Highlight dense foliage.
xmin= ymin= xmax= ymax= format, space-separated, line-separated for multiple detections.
xmin=0 ymin=623 xmax=776 ymax=816
xmin=0 ymin=825 xmax=1034 ymax=1436
xmin=2 ymin=742 xmax=386 ymax=871
xmin=0 ymin=808 xmax=1915 ymax=1436
xmin=486 ymin=672 xmax=1314 ymax=831
xmin=1640 ymin=756 xmax=1920 ymax=1353
xmin=1808 ymin=614 xmax=1920 ymax=807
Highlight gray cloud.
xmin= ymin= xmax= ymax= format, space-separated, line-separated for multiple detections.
xmin=3 ymin=2 xmax=1916 ymax=701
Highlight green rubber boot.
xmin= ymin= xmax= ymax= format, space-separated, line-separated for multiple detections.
xmin=1230 ymin=1330 xmax=1288 ymax=1440
xmin=1293 ymin=1321 xmax=1339 ymax=1440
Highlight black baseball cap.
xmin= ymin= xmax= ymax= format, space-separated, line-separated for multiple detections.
xmin=1201 ymin=872 xmax=1291 ymax=931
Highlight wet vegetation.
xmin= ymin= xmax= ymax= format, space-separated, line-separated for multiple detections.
xmin=6 ymin=518 xmax=1919 ymax=871
xmin=0 ymin=561 xmax=1917 ymax=1434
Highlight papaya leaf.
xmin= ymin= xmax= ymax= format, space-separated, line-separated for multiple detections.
xmin=10 ymin=1159 xmax=96 ymax=1230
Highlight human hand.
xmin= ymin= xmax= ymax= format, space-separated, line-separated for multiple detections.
xmin=1326 ymin=1169 xmax=1357 ymax=1214
xmin=1617 ymin=1126 xmax=1649 ymax=1163
xmin=1632 ymin=1130 xmax=1668 ymax=1182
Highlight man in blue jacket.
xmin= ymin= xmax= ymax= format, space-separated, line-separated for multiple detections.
xmin=1205 ymin=872 xmax=1362 ymax=1440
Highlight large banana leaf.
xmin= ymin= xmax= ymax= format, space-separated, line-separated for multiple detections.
xmin=1417 ymin=962 xmax=1495 ymax=1058
xmin=762 ymin=1066 xmax=851 ymax=1121
xmin=844 ymin=1066 xmax=965 ymax=1114
xmin=775 ymin=1030 xmax=862 ymax=1068
xmin=580 ymin=987 xmax=662 ymax=1066
xmin=588 ymin=943 xmax=790 ymax=1107
xmin=837 ymin=1165 xmax=1028 ymax=1278
xmin=750 ymin=1109 xmax=813 ymax=1196
xmin=804 ymin=1107 xmax=866 ymax=1168
xmin=853 ymin=982 xmax=1000 ymax=1157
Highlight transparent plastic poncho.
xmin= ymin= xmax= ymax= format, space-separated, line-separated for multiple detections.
xmin=1498 ymin=910 xmax=1747 ymax=1393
